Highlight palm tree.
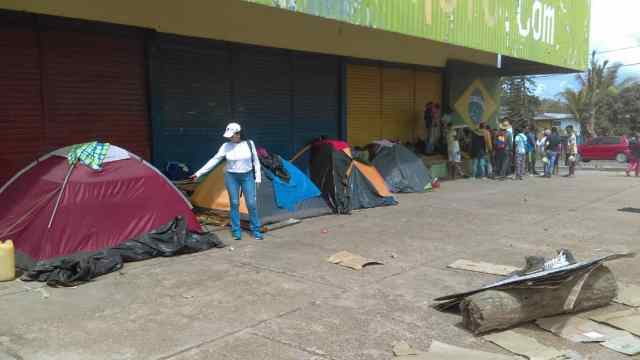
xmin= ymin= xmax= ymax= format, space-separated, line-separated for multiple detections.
xmin=560 ymin=87 xmax=587 ymax=128
xmin=562 ymin=51 xmax=622 ymax=138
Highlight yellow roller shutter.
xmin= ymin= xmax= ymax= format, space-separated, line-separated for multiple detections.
xmin=347 ymin=64 xmax=381 ymax=146
xmin=382 ymin=67 xmax=414 ymax=142
xmin=414 ymin=70 xmax=442 ymax=141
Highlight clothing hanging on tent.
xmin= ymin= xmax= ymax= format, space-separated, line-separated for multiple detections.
xmin=0 ymin=144 xmax=200 ymax=261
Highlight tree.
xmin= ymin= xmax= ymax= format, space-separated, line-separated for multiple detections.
xmin=598 ymin=83 xmax=640 ymax=136
xmin=559 ymin=87 xmax=588 ymax=129
xmin=561 ymin=51 xmax=623 ymax=138
xmin=501 ymin=76 xmax=540 ymax=129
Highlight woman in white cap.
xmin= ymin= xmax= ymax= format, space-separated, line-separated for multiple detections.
xmin=192 ymin=122 xmax=263 ymax=240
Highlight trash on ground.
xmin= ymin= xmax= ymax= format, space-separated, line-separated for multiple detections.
xmin=600 ymin=333 xmax=640 ymax=355
xmin=614 ymin=283 xmax=640 ymax=307
xmin=591 ymin=308 xmax=640 ymax=337
xmin=37 ymin=288 xmax=50 ymax=300
xmin=536 ymin=314 xmax=625 ymax=343
xmin=447 ymin=259 xmax=520 ymax=276
xmin=261 ymin=218 xmax=301 ymax=233
xmin=327 ymin=251 xmax=383 ymax=270
xmin=391 ymin=341 xmax=418 ymax=356
xmin=391 ymin=340 xmax=516 ymax=359
xmin=434 ymin=250 xmax=634 ymax=334
xmin=618 ymin=207 xmax=640 ymax=214
xmin=0 ymin=240 xmax=15 ymax=282
xmin=483 ymin=330 xmax=580 ymax=360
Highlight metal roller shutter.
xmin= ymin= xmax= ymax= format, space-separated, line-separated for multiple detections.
xmin=0 ymin=24 xmax=43 ymax=186
xmin=414 ymin=70 xmax=442 ymax=141
xmin=292 ymin=53 xmax=339 ymax=163
xmin=381 ymin=67 xmax=414 ymax=142
xmin=41 ymin=28 xmax=149 ymax=158
xmin=347 ymin=64 xmax=382 ymax=146
xmin=233 ymin=45 xmax=292 ymax=158
xmin=150 ymin=35 xmax=231 ymax=172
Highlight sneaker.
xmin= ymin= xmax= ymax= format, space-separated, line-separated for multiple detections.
xmin=232 ymin=233 xmax=242 ymax=241
xmin=254 ymin=233 xmax=264 ymax=240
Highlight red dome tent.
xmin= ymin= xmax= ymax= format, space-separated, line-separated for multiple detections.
xmin=0 ymin=144 xmax=201 ymax=261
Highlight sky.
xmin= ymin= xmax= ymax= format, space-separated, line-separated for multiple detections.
xmin=536 ymin=0 xmax=640 ymax=99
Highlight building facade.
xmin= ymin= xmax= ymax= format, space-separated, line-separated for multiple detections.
xmin=0 ymin=0 xmax=591 ymax=184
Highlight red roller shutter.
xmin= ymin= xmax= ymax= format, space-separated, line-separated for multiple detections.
xmin=0 ymin=26 xmax=44 ymax=186
xmin=41 ymin=29 xmax=149 ymax=158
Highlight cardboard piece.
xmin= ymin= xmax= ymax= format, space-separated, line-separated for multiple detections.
xmin=536 ymin=314 xmax=625 ymax=343
xmin=327 ymin=251 xmax=383 ymax=270
xmin=614 ymin=283 xmax=640 ymax=307
xmin=427 ymin=341 xmax=517 ymax=360
xmin=601 ymin=333 xmax=640 ymax=356
xmin=447 ymin=259 xmax=520 ymax=276
xmin=591 ymin=309 xmax=640 ymax=337
xmin=483 ymin=330 xmax=577 ymax=360
xmin=391 ymin=341 xmax=517 ymax=360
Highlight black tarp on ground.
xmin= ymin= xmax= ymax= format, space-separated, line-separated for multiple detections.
xmin=21 ymin=217 xmax=225 ymax=287
xmin=371 ymin=144 xmax=432 ymax=193
xmin=310 ymin=143 xmax=397 ymax=214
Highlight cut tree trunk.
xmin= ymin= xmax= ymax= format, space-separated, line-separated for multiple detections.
xmin=461 ymin=265 xmax=617 ymax=334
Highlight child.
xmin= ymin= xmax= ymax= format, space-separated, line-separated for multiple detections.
xmin=447 ymin=124 xmax=465 ymax=179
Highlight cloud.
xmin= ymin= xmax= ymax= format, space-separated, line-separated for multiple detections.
xmin=536 ymin=0 xmax=640 ymax=99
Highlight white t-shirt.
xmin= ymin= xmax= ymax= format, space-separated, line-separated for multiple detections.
xmin=194 ymin=141 xmax=261 ymax=182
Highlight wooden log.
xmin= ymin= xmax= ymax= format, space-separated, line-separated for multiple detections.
xmin=461 ymin=265 xmax=618 ymax=334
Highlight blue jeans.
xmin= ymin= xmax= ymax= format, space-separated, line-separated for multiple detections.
xmin=224 ymin=171 xmax=261 ymax=237
xmin=472 ymin=156 xmax=486 ymax=178
xmin=545 ymin=151 xmax=557 ymax=177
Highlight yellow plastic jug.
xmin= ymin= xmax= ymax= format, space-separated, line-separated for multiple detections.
xmin=0 ymin=240 xmax=15 ymax=282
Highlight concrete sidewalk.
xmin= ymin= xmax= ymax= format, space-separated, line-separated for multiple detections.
xmin=1 ymin=171 xmax=639 ymax=360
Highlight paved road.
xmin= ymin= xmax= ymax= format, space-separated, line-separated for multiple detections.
xmin=1 ymin=171 xmax=639 ymax=359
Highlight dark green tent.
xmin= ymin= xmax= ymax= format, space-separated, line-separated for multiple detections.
xmin=371 ymin=144 xmax=432 ymax=193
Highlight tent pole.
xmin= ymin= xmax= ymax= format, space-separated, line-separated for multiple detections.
xmin=48 ymin=162 xmax=76 ymax=229
xmin=290 ymin=144 xmax=311 ymax=163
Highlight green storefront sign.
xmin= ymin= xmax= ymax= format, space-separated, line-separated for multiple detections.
xmin=243 ymin=0 xmax=590 ymax=71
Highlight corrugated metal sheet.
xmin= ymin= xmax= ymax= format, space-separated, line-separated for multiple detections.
xmin=0 ymin=27 xmax=44 ymax=186
xmin=292 ymin=52 xmax=340 ymax=154
xmin=150 ymin=35 xmax=231 ymax=172
xmin=348 ymin=64 xmax=439 ymax=146
xmin=414 ymin=70 xmax=442 ymax=141
xmin=381 ymin=67 xmax=414 ymax=142
xmin=41 ymin=29 xmax=149 ymax=158
xmin=233 ymin=45 xmax=293 ymax=158
xmin=347 ymin=64 xmax=381 ymax=146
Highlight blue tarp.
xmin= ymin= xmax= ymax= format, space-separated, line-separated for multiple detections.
xmin=269 ymin=158 xmax=322 ymax=211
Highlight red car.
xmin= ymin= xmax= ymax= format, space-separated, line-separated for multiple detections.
xmin=578 ymin=136 xmax=630 ymax=162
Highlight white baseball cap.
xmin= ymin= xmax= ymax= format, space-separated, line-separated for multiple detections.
xmin=223 ymin=122 xmax=242 ymax=138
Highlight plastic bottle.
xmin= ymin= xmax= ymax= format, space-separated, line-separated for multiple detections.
xmin=0 ymin=240 xmax=15 ymax=282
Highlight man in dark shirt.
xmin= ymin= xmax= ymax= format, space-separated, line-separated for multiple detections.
xmin=545 ymin=127 xmax=561 ymax=178
xmin=471 ymin=123 xmax=487 ymax=178
xmin=526 ymin=126 xmax=538 ymax=175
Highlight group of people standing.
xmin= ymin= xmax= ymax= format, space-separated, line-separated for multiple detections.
xmin=447 ymin=120 xmax=578 ymax=180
